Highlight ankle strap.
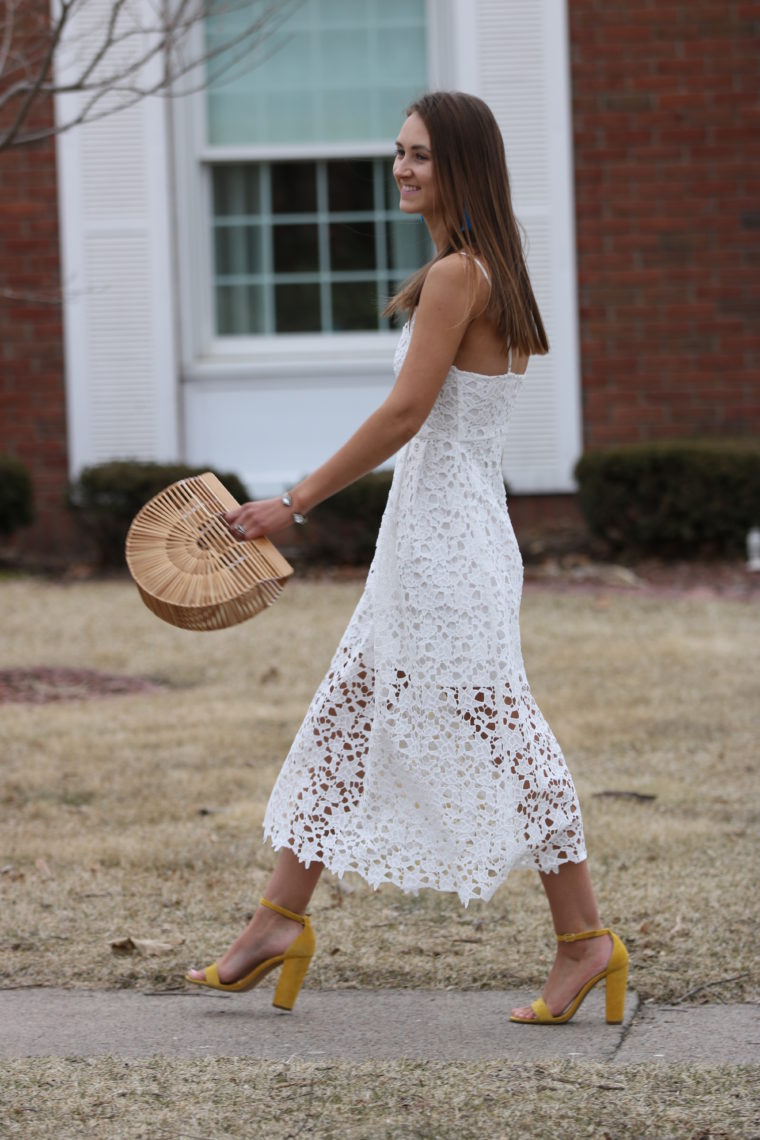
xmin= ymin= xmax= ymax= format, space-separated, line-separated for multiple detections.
xmin=260 ymin=897 xmax=306 ymax=924
xmin=556 ymin=928 xmax=610 ymax=943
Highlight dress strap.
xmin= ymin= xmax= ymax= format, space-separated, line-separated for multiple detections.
xmin=507 ymin=345 xmax=512 ymax=373
xmin=458 ymin=249 xmax=490 ymax=283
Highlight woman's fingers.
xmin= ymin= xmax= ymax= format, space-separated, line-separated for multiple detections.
xmin=222 ymin=507 xmax=247 ymax=540
xmin=223 ymin=499 xmax=291 ymax=541
xmin=223 ymin=505 xmax=252 ymax=540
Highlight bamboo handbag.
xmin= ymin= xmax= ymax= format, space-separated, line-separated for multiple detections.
xmin=125 ymin=472 xmax=293 ymax=631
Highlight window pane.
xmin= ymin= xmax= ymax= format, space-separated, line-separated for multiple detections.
xmin=332 ymin=282 xmax=378 ymax=331
xmin=330 ymin=221 xmax=376 ymax=272
xmin=322 ymin=0 xmax=370 ymax=24
xmin=274 ymin=224 xmax=319 ymax=273
xmin=384 ymin=158 xmax=400 ymax=210
xmin=206 ymin=0 xmax=427 ymax=145
xmin=259 ymin=92 xmax=315 ymax=146
xmin=328 ymin=161 xmax=374 ymax=212
xmin=275 ymin=284 xmax=321 ymax=333
xmin=318 ymin=28 xmax=369 ymax=84
xmin=216 ymin=285 xmax=235 ymax=335
xmin=375 ymin=0 xmax=427 ymax=25
xmin=386 ymin=280 xmax=411 ymax=328
xmin=213 ymin=166 xmax=260 ymax=216
xmin=272 ymin=163 xmax=317 ymax=214
xmin=261 ymin=30 xmax=313 ymax=85
xmin=377 ymin=27 xmax=426 ymax=74
xmin=320 ymin=88 xmax=373 ymax=141
xmin=217 ymin=284 xmax=265 ymax=335
xmin=387 ymin=217 xmax=431 ymax=272
xmin=215 ymin=225 xmax=263 ymax=276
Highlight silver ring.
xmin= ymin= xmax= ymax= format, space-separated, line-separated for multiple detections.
xmin=234 ymin=524 xmax=246 ymax=537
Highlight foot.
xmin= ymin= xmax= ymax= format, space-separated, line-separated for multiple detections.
xmin=187 ymin=903 xmax=304 ymax=985
xmin=511 ymin=932 xmax=612 ymax=1021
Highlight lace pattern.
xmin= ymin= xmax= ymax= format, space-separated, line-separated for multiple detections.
xmin=263 ymin=321 xmax=586 ymax=903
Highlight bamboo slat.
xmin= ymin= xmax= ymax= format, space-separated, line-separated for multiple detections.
xmin=125 ymin=473 xmax=293 ymax=631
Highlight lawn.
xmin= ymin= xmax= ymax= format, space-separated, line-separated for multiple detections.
xmin=1 ymin=573 xmax=757 ymax=1137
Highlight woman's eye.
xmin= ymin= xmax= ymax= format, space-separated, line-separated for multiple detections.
xmin=394 ymin=149 xmax=429 ymax=162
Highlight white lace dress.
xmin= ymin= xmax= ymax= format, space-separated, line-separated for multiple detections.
xmin=263 ymin=320 xmax=587 ymax=904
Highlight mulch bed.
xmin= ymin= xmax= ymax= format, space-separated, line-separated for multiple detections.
xmin=524 ymin=557 xmax=760 ymax=600
xmin=0 ymin=667 xmax=163 ymax=705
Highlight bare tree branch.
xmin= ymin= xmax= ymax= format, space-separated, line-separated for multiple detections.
xmin=0 ymin=0 xmax=303 ymax=151
xmin=75 ymin=0 xmax=130 ymax=90
xmin=0 ymin=0 xmax=76 ymax=148
xmin=0 ymin=0 xmax=17 ymax=79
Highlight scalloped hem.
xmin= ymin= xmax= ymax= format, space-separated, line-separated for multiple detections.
xmin=262 ymin=827 xmax=588 ymax=907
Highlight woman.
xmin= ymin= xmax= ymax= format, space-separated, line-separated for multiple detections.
xmin=187 ymin=91 xmax=628 ymax=1025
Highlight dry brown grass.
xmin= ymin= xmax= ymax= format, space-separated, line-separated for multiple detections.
xmin=1 ymin=575 xmax=758 ymax=1005
xmin=1 ymin=1057 xmax=758 ymax=1138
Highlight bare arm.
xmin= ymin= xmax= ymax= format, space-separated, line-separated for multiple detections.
xmin=227 ymin=255 xmax=484 ymax=539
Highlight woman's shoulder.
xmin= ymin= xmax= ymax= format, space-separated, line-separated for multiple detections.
xmin=419 ymin=253 xmax=490 ymax=328
xmin=423 ymin=252 xmax=466 ymax=284
xmin=422 ymin=252 xmax=490 ymax=298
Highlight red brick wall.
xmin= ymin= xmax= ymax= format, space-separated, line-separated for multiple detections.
xmin=0 ymin=0 xmax=75 ymax=562
xmin=568 ymin=0 xmax=759 ymax=448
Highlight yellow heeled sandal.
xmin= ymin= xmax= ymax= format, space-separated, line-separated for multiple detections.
xmin=186 ymin=897 xmax=315 ymax=1011
xmin=509 ymin=928 xmax=628 ymax=1025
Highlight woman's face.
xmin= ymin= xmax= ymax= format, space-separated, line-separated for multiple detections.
xmin=393 ymin=111 xmax=437 ymax=219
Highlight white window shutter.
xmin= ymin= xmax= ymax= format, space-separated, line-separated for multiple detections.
xmin=452 ymin=0 xmax=582 ymax=491
xmin=55 ymin=0 xmax=179 ymax=474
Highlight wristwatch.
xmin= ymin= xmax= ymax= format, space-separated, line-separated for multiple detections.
xmin=282 ymin=492 xmax=308 ymax=525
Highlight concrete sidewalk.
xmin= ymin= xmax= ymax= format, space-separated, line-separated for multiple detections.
xmin=1 ymin=987 xmax=758 ymax=1064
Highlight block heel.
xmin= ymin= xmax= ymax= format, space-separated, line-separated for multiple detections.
xmin=604 ymin=947 xmax=629 ymax=1024
xmin=273 ymin=951 xmax=312 ymax=1011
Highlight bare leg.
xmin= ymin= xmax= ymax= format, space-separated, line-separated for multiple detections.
xmin=188 ymin=848 xmax=323 ymax=984
xmin=510 ymin=859 xmax=613 ymax=1019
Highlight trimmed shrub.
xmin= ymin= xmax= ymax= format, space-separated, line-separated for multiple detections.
xmin=295 ymin=471 xmax=394 ymax=565
xmin=0 ymin=455 xmax=34 ymax=537
xmin=68 ymin=460 xmax=250 ymax=567
xmin=574 ymin=439 xmax=760 ymax=557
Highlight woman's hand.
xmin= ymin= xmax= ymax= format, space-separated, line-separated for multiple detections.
xmin=224 ymin=497 xmax=294 ymax=542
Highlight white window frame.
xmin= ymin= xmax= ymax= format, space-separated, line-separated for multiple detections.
xmin=173 ymin=0 xmax=445 ymax=382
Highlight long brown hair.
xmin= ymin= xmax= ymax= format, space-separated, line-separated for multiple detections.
xmin=385 ymin=91 xmax=549 ymax=357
